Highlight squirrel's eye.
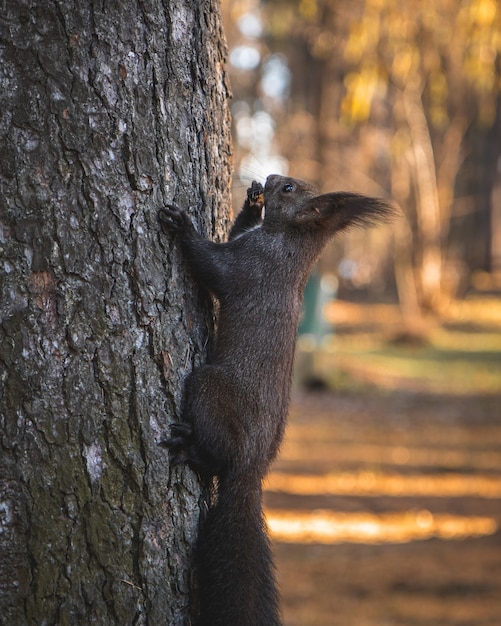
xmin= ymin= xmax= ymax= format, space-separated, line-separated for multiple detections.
xmin=282 ymin=183 xmax=295 ymax=193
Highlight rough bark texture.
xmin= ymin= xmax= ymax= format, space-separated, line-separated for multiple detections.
xmin=0 ymin=1 xmax=231 ymax=623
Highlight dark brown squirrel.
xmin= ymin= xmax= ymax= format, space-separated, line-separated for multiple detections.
xmin=158 ymin=175 xmax=393 ymax=626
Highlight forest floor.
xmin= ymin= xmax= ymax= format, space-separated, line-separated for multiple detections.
xmin=264 ymin=294 xmax=501 ymax=626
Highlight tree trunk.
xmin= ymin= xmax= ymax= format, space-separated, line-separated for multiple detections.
xmin=0 ymin=1 xmax=231 ymax=624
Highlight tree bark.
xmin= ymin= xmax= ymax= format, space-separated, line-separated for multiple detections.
xmin=0 ymin=1 xmax=231 ymax=624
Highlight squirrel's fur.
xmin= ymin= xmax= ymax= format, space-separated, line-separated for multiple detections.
xmin=159 ymin=175 xmax=393 ymax=626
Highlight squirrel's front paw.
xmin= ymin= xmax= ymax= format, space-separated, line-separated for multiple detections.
xmin=247 ymin=181 xmax=264 ymax=207
xmin=158 ymin=205 xmax=194 ymax=235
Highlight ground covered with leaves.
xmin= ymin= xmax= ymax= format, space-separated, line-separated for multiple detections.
xmin=265 ymin=296 xmax=501 ymax=625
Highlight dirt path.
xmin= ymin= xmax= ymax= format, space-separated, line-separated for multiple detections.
xmin=265 ymin=390 xmax=501 ymax=626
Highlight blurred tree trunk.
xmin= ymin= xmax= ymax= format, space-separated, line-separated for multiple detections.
xmin=402 ymin=84 xmax=473 ymax=312
xmin=401 ymin=85 xmax=443 ymax=311
xmin=0 ymin=1 xmax=231 ymax=624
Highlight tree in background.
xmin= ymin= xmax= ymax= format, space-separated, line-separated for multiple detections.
xmin=0 ymin=1 xmax=231 ymax=623
xmin=338 ymin=0 xmax=501 ymax=314
xmin=224 ymin=0 xmax=501 ymax=319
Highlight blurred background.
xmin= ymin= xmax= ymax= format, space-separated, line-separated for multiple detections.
xmin=221 ymin=1 xmax=501 ymax=624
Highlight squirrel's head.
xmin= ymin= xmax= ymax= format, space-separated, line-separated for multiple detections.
xmin=263 ymin=174 xmax=394 ymax=234
xmin=263 ymin=175 xmax=318 ymax=227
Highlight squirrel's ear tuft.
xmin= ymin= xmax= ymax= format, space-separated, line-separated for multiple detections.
xmin=305 ymin=192 xmax=396 ymax=231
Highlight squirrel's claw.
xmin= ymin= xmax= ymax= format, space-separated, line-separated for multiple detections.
xmin=159 ymin=422 xmax=209 ymax=472
xmin=159 ymin=422 xmax=193 ymax=465
xmin=158 ymin=205 xmax=194 ymax=235
xmin=159 ymin=421 xmax=193 ymax=450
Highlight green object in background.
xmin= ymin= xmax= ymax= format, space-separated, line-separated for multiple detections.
xmin=298 ymin=271 xmax=338 ymax=344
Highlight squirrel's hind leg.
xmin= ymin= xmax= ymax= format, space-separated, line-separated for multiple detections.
xmin=160 ymin=422 xmax=210 ymax=474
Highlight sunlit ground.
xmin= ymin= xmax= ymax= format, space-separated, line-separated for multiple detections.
xmin=266 ymin=509 xmax=497 ymax=544
xmin=319 ymin=331 xmax=501 ymax=395
xmin=265 ymin=295 xmax=501 ymax=625
xmin=266 ymin=470 xmax=501 ymax=498
xmin=265 ymin=472 xmax=499 ymax=544
xmin=319 ymin=296 xmax=501 ymax=395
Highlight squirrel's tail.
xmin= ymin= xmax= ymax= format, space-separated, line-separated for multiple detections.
xmin=195 ymin=473 xmax=282 ymax=626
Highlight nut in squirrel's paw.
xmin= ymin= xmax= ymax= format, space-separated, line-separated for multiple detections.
xmin=247 ymin=181 xmax=265 ymax=207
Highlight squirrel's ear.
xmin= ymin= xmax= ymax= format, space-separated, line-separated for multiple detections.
xmin=297 ymin=192 xmax=394 ymax=231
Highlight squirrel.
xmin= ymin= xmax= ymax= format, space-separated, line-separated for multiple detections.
xmin=158 ymin=175 xmax=393 ymax=626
